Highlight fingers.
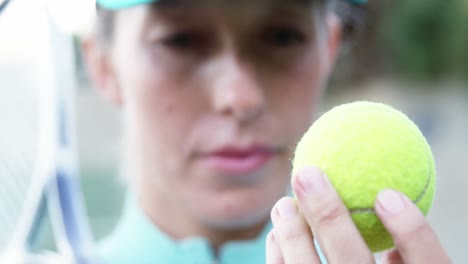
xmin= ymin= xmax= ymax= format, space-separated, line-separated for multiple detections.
xmin=270 ymin=197 xmax=320 ymax=264
xmin=380 ymin=249 xmax=404 ymax=264
xmin=266 ymin=230 xmax=284 ymax=264
xmin=292 ymin=166 xmax=375 ymax=264
xmin=375 ymin=189 xmax=451 ymax=264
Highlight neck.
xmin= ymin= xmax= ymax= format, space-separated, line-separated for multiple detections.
xmin=137 ymin=182 xmax=269 ymax=253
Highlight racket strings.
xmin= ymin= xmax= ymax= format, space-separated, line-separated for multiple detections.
xmin=0 ymin=91 xmax=39 ymax=250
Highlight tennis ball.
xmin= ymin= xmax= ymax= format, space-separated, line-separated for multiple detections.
xmin=292 ymin=101 xmax=435 ymax=252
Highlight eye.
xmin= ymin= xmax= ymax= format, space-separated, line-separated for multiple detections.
xmin=162 ymin=32 xmax=200 ymax=49
xmin=263 ymin=26 xmax=306 ymax=48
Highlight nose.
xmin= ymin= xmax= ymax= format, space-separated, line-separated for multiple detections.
xmin=210 ymin=53 xmax=265 ymax=125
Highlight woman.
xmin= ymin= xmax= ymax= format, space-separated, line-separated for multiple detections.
xmin=83 ymin=0 xmax=450 ymax=263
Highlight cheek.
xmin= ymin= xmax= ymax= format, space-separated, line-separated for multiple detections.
xmin=285 ymin=51 xmax=326 ymax=104
xmin=125 ymin=77 xmax=177 ymax=136
xmin=119 ymin=57 xmax=201 ymax=170
xmin=269 ymin=59 xmax=325 ymax=140
xmin=120 ymin=45 xmax=195 ymax=136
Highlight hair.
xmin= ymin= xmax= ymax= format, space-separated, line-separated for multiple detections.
xmin=95 ymin=0 xmax=367 ymax=47
xmin=95 ymin=6 xmax=115 ymax=46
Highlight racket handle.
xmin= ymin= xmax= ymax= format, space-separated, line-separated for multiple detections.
xmin=51 ymin=170 xmax=96 ymax=264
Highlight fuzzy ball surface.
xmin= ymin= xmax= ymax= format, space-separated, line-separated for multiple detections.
xmin=292 ymin=101 xmax=435 ymax=252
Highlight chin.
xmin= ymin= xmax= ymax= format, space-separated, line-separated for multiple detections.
xmin=204 ymin=210 xmax=270 ymax=231
xmin=195 ymin=194 xmax=275 ymax=230
xmin=189 ymin=164 xmax=289 ymax=230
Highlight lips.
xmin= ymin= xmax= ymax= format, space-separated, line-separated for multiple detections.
xmin=200 ymin=146 xmax=276 ymax=174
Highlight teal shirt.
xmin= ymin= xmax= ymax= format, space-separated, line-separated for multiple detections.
xmin=97 ymin=196 xmax=272 ymax=264
xmin=97 ymin=195 xmax=327 ymax=263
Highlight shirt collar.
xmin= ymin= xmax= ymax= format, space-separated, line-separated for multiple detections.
xmin=98 ymin=194 xmax=271 ymax=264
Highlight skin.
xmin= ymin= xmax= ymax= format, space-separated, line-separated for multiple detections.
xmin=84 ymin=0 xmax=450 ymax=262
xmin=268 ymin=167 xmax=451 ymax=263
xmin=86 ymin=0 xmax=340 ymax=250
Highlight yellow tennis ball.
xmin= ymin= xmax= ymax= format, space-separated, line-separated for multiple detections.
xmin=292 ymin=101 xmax=435 ymax=252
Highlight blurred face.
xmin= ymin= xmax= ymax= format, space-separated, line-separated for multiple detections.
xmin=100 ymin=0 xmax=339 ymax=231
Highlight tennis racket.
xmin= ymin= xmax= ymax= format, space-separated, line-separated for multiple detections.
xmin=0 ymin=0 xmax=95 ymax=263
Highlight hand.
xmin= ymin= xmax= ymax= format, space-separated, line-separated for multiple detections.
xmin=266 ymin=166 xmax=451 ymax=264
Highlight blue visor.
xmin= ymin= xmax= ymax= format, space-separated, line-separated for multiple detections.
xmin=97 ymin=0 xmax=366 ymax=10
xmin=97 ymin=0 xmax=155 ymax=10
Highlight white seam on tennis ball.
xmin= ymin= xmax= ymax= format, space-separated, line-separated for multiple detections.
xmin=348 ymin=157 xmax=433 ymax=215
xmin=340 ymin=102 xmax=434 ymax=215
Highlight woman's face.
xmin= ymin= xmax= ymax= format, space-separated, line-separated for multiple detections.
xmin=103 ymin=0 xmax=340 ymax=229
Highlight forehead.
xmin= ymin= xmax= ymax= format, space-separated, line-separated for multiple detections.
xmin=147 ymin=0 xmax=319 ymax=14
xmin=150 ymin=0 xmax=317 ymax=6
xmin=138 ymin=0 xmax=321 ymax=23
xmin=108 ymin=0 xmax=324 ymax=43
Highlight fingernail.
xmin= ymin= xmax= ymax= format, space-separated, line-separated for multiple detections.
xmin=276 ymin=198 xmax=297 ymax=218
xmin=297 ymin=167 xmax=327 ymax=193
xmin=378 ymin=189 xmax=406 ymax=214
xmin=270 ymin=230 xmax=276 ymax=242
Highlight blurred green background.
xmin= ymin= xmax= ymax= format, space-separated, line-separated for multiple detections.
xmin=330 ymin=0 xmax=468 ymax=86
